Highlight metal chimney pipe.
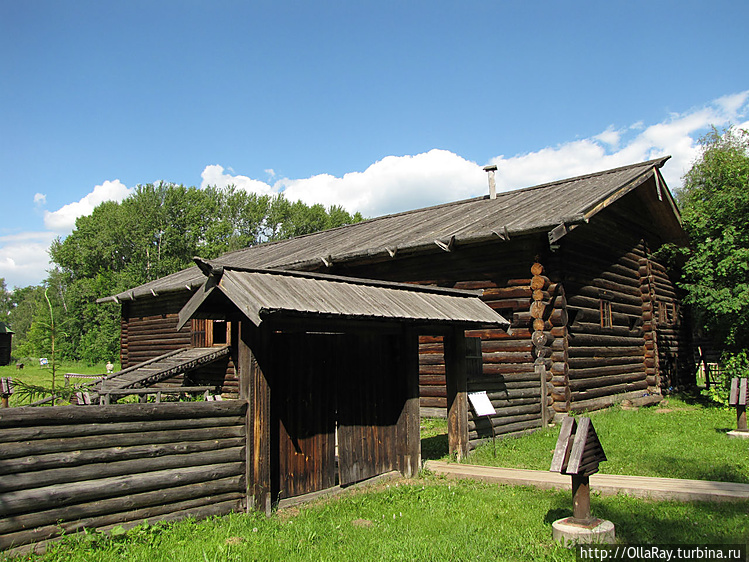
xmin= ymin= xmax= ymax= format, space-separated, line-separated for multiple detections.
xmin=483 ymin=164 xmax=498 ymax=199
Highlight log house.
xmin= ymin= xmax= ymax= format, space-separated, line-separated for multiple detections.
xmin=100 ymin=157 xmax=693 ymax=452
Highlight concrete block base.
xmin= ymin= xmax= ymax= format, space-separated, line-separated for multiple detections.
xmin=552 ymin=517 xmax=615 ymax=547
xmin=727 ymin=430 xmax=749 ymax=439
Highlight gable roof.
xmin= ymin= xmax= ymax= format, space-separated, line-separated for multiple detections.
xmin=177 ymin=260 xmax=510 ymax=331
xmin=101 ymin=157 xmax=679 ymax=303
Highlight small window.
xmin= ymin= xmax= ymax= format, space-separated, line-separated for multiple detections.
xmin=600 ymin=299 xmax=612 ymax=328
xmin=212 ymin=320 xmax=228 ymax=345
xmin=655 ymin=301 xmax=667 ymax=327
xmin=466 ymin=337 xmax=483 ymax=380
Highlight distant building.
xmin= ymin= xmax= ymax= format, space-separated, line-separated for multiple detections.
xmin=0 ymin=322 xmax=13 ymax=366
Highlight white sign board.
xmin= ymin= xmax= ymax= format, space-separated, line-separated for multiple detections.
xmin=468 ymin=391 xmax=496 ymax=417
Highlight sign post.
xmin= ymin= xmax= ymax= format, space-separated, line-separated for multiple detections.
xmin=728 ymin=378 xmax=748 ymax=438
xmin=468 ymin=391 xmax=497 ymax=457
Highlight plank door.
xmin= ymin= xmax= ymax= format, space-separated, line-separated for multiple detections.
xmin=272 ymin=333 xmax=338 ymax=499
xmin=337 ymin=334 xmax=401 ymax=486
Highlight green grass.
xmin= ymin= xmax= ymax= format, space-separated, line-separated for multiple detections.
xmin=5 ymin=395 xmax=749 ymax=560
xmin=12 ymin=477 xmax=748 ymax=562
xmin=458 ymin=395 xmax=749 ymax=483
xmin=0 ymin=361 xmax=117 ymax=406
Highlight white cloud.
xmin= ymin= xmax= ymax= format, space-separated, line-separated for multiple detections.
xmin=205 ymin=91 xmax=749 ymax=221
xmin=491 ymin=90 xmax=749 ymax=193
xmin=0 ymin=231 xmax=57 ymax=289
xmin=9 ymin=91 xmax=748 ymax=290
xmin=200 ymin=164 xmax=274 ymax=195
xmin=43 ymin=180 xmax=133 ymax=232
xmin=201 ymin=151 xmax=486 ymax=217
xmin=278 ymin=149 xmax=486 ymax=217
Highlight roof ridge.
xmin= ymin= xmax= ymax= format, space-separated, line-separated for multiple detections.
xmin=217 ymin=157 xmax=670 ymax=260
xmin=493 ymin=155 xmax=671 ymax=198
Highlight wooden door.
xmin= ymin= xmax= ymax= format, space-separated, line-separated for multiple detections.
xmin=337 ymin=334 xmax=401 ymax=486
xmin=272 ymin=333 xmax=338 ymax=499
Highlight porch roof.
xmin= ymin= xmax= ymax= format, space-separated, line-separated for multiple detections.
xmin=177 ymin=258 xmax=509 ymax=331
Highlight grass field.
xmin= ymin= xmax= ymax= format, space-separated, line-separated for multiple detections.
xmin=0 ymin=360 xmax=117 ymax=406
xmin=426 ymin=394 xmax=749 ymax=484
xmin=4 ymin=392 xmax=748 ymax=560
xmin=9 ymin=476 xmax=748 ymax=562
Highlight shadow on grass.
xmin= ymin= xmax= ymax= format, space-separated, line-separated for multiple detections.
xmin=421 ymin=434 xmax=449 ymax=460
xmin=673 ymin=390 xmax=725 ymax=409
xmin=544 ymin=494 xmax=749 ymax=545
xmin=638 ymin=455 xmax=749 ymax=484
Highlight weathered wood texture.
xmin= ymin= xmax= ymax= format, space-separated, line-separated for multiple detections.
xmin=339 ymin=238 xmax=557 ymax=447
xmin=562 ymin=227 xmax=648 ymax=412
xmin=0 ymin=401 xmax=247 ymax=553
xmin=269 ymin=332 xmax=406 ymax=499
xmin=562 ymin=196 xmax=693 ymax=412
xmin=121 ymin=296 xmax=238 ymax=397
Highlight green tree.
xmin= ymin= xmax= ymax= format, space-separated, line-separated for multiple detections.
xmin=8 ymin=285 xmax=45 ymax=358
xmin=678 ymin=126 xmax=749 ymax=353
xmin=46 ymin=183 xmax=365 ymax=364
xmin=0 ymin=278 xmax=12 ymax=323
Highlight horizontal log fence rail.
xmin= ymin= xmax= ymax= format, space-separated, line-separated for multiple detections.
xmin=63 ymin=373 xmax=104 ymax=387
xmin=96 ymin=386 xmax=223 ymax=405
xmin=0 ymin=400 xmax=247 ymax=555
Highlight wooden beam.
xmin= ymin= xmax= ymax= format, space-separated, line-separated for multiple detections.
xmin=237 ymin=321 xmax=272 ymax=515
xmin=444 ymin=327 xmax=468 ymax=461
xmin=397 ymin=328 xmax=421 ymax=477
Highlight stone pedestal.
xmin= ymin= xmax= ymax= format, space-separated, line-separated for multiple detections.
xmin=552 ymin=517 xmax=615 ymax=547
xmin=727 ymin=429 xmax=749 ymax=439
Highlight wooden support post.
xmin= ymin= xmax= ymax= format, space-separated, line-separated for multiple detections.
xmin=571 ymin=474 xmax=592 ymax=523
xmin=445 ymin=327 xmax=468 ymax=461
xmin=729 ymin=377 xmax=748 ymax=432
xmin=238 ymin=321 xmax=272 ymax=515
xmin=537 ymin=364 xmax=548 ymax=426
xmin=397 ymin=328 xmax=421 ymax=477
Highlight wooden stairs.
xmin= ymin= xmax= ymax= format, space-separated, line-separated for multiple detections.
xmin=97 ymin=346 xmax=231 ymax=393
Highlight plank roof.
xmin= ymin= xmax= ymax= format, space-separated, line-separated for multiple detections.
xmin=177 ymin=261 xmax=509 ymax=330
xmin=102 ymin=157 xmax=677 ymax=302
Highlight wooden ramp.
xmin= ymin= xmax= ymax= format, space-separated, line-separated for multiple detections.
xmin=98 ymin=346 xmax=231 ymax=392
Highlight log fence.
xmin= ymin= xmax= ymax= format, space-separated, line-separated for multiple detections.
xmin=0 ymin=401 xmax=247 ymax=555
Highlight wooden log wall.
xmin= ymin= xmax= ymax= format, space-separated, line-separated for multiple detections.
xmin=121 ymin=294 xmax=238 ymax=397
xmin=563 ymin=221 xmax=650 ymax=413
xmin=121 ymin=292 xmax=193 ymax=368
xmin=639 ymin=253 xmax=694 ymax=390
xmin=529 ymin=262 xmax=568 ymax=418
xmin=0 ymin=401 xmax=247 ymax=555
xmin=335 ymin=238 xmax=552 ymax=449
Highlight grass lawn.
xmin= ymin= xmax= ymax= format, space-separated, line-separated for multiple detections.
xmin=11 ymin=476 xmax=748 ymax=562
xmin=5 ymin=392 xmax=748 ymax=560
xmin=0 ymin=361 xmax=117 ymax=406
xmin=424 ymin=394 xmax=749 ymax=484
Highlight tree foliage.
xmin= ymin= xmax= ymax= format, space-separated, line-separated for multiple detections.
xmin=678 ymin=126 xmax=749 ymax=356
xmin=15 ymin=183 xmax=363 ymax=364
xmin=0 ymin=279 xmax=12 ymax=323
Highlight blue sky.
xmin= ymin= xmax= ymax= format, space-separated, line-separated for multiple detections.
xmin=1 ymin=1 xmax=748 ymax=289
